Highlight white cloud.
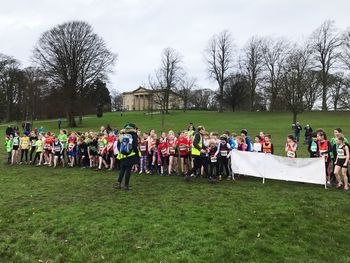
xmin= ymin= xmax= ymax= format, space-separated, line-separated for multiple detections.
xmin=0 ymin=0 xmax=349 ymax=92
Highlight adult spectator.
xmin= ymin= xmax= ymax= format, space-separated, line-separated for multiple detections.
xmin=186 ymin=126 xmax=211 ymax=182
xmin=292 ymin=122 xmax=302 ymax=142
xmin=115 ymin=123 xmax=139 ymax=190
xmin=304 ymin=124 xmax=313 ymax=144
xmin=58 ymin=119 xmax=62 ymax=130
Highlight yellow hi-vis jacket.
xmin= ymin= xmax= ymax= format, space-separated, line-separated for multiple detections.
xmin=191 ymin=133 xmax=202 ymax=156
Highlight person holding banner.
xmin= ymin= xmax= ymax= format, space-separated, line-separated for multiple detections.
xmin=285 ymin=135 xmax=297 ymax=158
xmin=333 ymin=136 xmax=349 ymax=191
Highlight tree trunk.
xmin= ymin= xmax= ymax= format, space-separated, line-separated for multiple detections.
xmin=292 ymin=112 xmax=297 ymax=124
xmin=219 ymin=84 xmax=224 ymax=112
xmin=322 ymin=83 xmax=327 ymax=111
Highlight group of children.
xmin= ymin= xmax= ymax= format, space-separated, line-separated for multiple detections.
xmin=3 ymin=124 xmax=349 ymax=190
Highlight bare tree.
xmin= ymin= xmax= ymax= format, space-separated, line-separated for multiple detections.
xmin=149 ymin=47 xmax=182 ymax=129
xmin=110 ymin=89 xmax=123 ymax=112
xmin=223 ymin=73 xmax=249 ymax=111
xmin=205 ymin=30 xmax=234 ymax=112
xmin=281 ymin=45 xmax=313 ymax=123
xmin=178 ymin=74 xmax=197 ymax=111
xmin=309 ymin=20 xmax=341 ymax=111
xmin=33 ymin=21 xmax=117 ymax=127
xmin=261 ymin=37 xmax=290 ymax=111
xmin=342 ymin=27 xmax=350 ymax=71
xmin=240 ymin=36 xmax=264 ymax=111
xmin=23 ymin=67 xmax=47 ymax=124
xmin=0 ymin=54 xmax=23 ymax=122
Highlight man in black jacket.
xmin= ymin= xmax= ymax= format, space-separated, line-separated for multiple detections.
xmin=115 ymin=123 xmax=140 ymax=191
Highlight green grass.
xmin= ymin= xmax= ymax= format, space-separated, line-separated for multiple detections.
xmin=1 ymin=111 xmax=350 ymax=262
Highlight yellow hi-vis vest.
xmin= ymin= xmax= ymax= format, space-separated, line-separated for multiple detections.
xmin=191 ymin=134 xmax=202 ymax=156
xmin=117 ymin=151 xmax=136 ymax=160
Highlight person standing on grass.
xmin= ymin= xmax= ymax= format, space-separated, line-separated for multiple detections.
xmin=292 ymin=122 xmax=302 ymax=142
xmin=333 ymin=136 xmax=349 ymax=191
xmin=20 ymin=131 xmax=30 ymax=164
xmin=285 ymin=135 xmax=297 ymax=158
xmin=304 ymin=124 xmax=313 ymax=144
xmin=186 ymin=125 xmax=211 ymax=182
xmin=5 ymin=135 xmax=13 ymax=164
xmin=115 ymin=123 xmax=139 ymax=190
xmin=307 ymin=132 xmax=319 ymax=158
xmin=330 ymin=128 xmax=349 ymax=182
xmin=58 ymin=118 xmax=62 ymax=130
xmin=317 ymin=131 xmax=332 ymax=187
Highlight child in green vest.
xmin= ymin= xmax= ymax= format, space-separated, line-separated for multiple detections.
xmin=5 ymin=135 xmax=13 ymax=164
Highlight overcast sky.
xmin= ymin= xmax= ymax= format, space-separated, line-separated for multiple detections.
xmin=0 ymin=0 xmax=349 ymax=93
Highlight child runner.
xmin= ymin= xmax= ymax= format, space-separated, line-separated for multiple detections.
xmin=240 ymin=129 xmax=252 ymax=152
xmin=208 ymin=138 xmax=219 ymax=180
xmin=5 ymin=135 xmax=13 ymax=164
xmin=317 ymin=131 xmax=332 ymax=187
xmin=67 ymin=133 xmax=77 ymax=167
xmin=148 ymin=130 xmax=157 ymax=174
xmin=333 ymin=136 xmax=349 ymax=191
xmin=285 ymin=135 xmax=297 ymax=158
xmin=53 ymin=136 xmax=64 ymax=168
xmin=97 ymin=134 xmax=109 ymax=170
xmin=12 ymin=132 xmax=20 ymax=164
xmin=87 ymin=135 xmax=98 ymax=168
xmin=218 ymin=135 xmax=231 ymax=180
xmin=176 ymin=131 xmax=190 ymax=176
xmin=262 ymin=135 xmax=274 ymax=154
xmin=253 ymin=135 xmax=262 ymax=152
xmin=58 ymin=130 xmax=68 ymax=162
xmin=33 ymin=133 xmax=44 ymax=166
xmin=167 ymin=130 xmax=177 ymax=176
xmin=237 ymin=137 xmax=247 ymax=151
xmin=138 ymin=136 xmax=149 ymax=174
xmin=107 ymin=132 xmax=115 ymax=170
xmin=29 ymin=131 xmax=38 ymax=164
xmin=77 ymin=137 xmax=89 ymax=168
xmin=157 ymin=137 xmax=169 ymax=176
xmin=307 ymin=132 xmax=319 ymax=158
xmin=20 ymin=131 xmax=30 ymax=164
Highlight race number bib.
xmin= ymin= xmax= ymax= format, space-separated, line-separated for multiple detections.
xmin=287 ymin=151 xmax=295 ymax=158
xmin=220 ymin=151 xmax=227 ymax=157
xmin=210 ymin=156 xmax=217 ymax=163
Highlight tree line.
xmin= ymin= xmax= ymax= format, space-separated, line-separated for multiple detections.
xmin=1 ymin=19 xmax=350 ymax=126
xmin=146 ymin=20 xmax=350 ymax=123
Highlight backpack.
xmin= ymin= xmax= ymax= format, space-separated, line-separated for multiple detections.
xmin=119 ymin=133 xmax=133 ymax=156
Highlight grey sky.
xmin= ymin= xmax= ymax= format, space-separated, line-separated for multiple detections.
xmin=0 ymin=0 xmax=349 ymax=92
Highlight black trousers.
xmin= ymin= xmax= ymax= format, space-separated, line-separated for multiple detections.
xmin=118 ymin=162 xmax=132 ymax=187
xmin=188 ymin=155 xmax=209 ymax=178
xmin=209 ymin=161 xmax=219 ymax=178
xmin=219 ymin=157 xmax=230 ymax=177
xmin=30 ymin=147 xmax=36 ymax=162
xmin=21 ymin=149 xmax=29 ymax=162
xmin=7 ymin=152 xmax=11 ymax=164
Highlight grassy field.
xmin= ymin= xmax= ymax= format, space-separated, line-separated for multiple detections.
xmin=1 ymin=111 xmax=350 ymax=262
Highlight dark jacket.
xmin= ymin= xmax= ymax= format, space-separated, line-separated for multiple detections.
xmin=118 ymin=129 xmax=140 ymax=166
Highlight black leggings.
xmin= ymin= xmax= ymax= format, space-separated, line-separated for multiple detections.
xmin=33 ymin=152 xmax=41 ymax=164
xmin=30 ymin=147 xmax=36 ymax=162
xmin=7 ymin=152 xmax=11 ymax=164
xmin=118 ymin=162 xmax=132 ymax=187
xmin=188 ymin=156 xmax=209 ymax=178
xmin=21 ymin=149 xmax=29 ymax=162
xmin=219 ymin=157 xmax=230 ymax=177
xmin=209 ymin=161 xmax=219 ymax=178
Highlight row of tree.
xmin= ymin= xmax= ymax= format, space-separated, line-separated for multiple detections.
xmin=145 ymin=20 xmax=350 ymax=123
xmin=1 ymin=19 xmax=350 ymax=126
xmin=0 ymin=21 xmax=116 ymax=126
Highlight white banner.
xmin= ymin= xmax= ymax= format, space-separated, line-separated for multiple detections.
xmin=231 ymin=151 xmax=326 ymax=186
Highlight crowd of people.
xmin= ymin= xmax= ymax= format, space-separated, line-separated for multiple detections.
xmin=3 ymin=122 xmax=349 ymax=191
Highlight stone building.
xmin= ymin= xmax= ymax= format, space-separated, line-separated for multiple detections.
xmin=122 ymin=86 xmax=183 ymax=111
